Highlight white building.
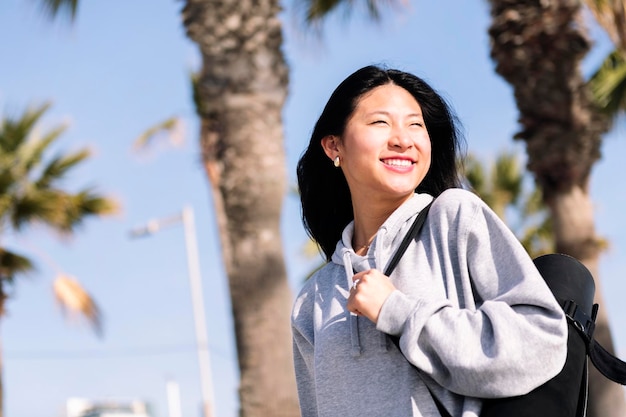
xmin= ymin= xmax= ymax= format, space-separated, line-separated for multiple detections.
xmin=66 ymin=397 xmax=151 ymax=417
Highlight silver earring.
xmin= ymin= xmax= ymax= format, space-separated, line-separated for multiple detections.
xmin=333 ymin=156 xmax=341 ymax=167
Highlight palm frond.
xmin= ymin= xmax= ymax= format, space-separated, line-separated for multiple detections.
xmin=9 ymin=189 xmax=61 ymax=231
xmin=584 ymin=0 xmax=626 ymax=51
xmin=61 ymin=189 xmax=119 ymax=232
xmin=522 ymin=188 xmax=544 ymax=218
xmin=18 ymin=126 xmax=65 ymax=175
xmin=300 ymin=0 xmax=399 ymax=24
xmin=53 ymin=274 xmax=102 ymax=336
xmin=0 ymin=103 xmax=51 ymax=153
xmin=0 ymin=194 xmax=11 ymax=219
xmin=462 ymin=151 xmax=553 ymax=252
xmin=72 ymin=188 xmax=119 ymax=218
xmin=365 ymin=0 xmax=385 ymax=19
xmin=2 ymin=103 xmax=118 ymax=235
xmin=11 ymin=188 xmax=118 ymax=233
xmin=0 ymin=153 xmax=15 ymax=197
xmin=0 ymin=248 xmax=34 ymax=285
xmin=1 ymin=103 xmax=108 ymax=334
xmin=463 ymin=154 xmax=487 ymax=196
xmin=133 ymin=117 xmax=184 ymax=152
xmin=37 ymin=0 xmax=79 ymax=22
xmin=190 ymin=71 xmax=205 ymax=118
xmin=36 ymin=148 xmax=91 ymax=189
xmin=493 ymin=152 xmax=523 ymax=206
xmin=303 ymin=0 xmax=347 ymax=22
xmin=518 ymin=218 xmax=555 ymax=258
xmin=589 ymin=49 xmax=626 ymax=118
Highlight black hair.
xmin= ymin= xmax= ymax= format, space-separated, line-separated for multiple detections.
xmin=297 ymin=65 xmax=465 ymax=261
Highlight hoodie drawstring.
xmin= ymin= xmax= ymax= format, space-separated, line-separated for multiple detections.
xmin=331 ymin=194 xmax=434 ymax=359
xmin=374 ymin=228 xmax=391 ymax=351
xmin=342 ymin=251 xmax=362 ymax=356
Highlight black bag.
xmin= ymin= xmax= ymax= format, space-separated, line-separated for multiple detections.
xmin=387 ymin=203 xmax=626 ymax=417
xmin=480 ymin=253 xmax=596 ymax=417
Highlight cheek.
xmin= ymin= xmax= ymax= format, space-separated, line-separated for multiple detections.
xmin=343 ymin=131 xmax=380 ymax=157
xmin=419 ymin=135 xmax=432 ymax=159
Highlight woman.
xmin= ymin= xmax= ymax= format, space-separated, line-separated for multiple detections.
xmin=292 ymin=65 xmax=568 ymax=417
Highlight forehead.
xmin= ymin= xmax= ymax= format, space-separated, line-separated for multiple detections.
xmin=354 ymin=83 xmax=421 ymax=112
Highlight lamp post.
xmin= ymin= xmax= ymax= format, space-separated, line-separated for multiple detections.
xmin=130 ymin=205 xmax=215 ymax=417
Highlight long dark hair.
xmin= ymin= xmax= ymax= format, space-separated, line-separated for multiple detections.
xmin=297 ymin=65 xmax=465 ymax=261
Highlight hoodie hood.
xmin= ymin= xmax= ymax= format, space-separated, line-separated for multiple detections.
xmin=330 ymin=193 xmax=434 ymax=356
xmin=331 ymin=193 xmax=434 ymax=274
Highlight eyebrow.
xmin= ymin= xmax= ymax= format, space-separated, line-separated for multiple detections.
xmin=365 ymin=110 xmax=423 ymax=118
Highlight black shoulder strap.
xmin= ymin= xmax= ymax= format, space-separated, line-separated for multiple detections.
xmin=383 ymin=199 xmax=452 ymax=416
xmin=384 ymin=200 xmax=433 ymax=277
xmin=589 ymin=339 xmax=626 ymax=384
xmin=536 ymin=253 xmax=626 ymax=386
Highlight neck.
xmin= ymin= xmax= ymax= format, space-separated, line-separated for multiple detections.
xmin=350 ymin=193 xmax=413 ymax=252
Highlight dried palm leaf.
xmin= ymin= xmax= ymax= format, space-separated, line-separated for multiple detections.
xmin=585 ymin=0 xmax=626 ymax=52
xmin=53 ymin=274 xmax=102 ymax=336
xmin=133 ymin=117 xmax=185 ymax=152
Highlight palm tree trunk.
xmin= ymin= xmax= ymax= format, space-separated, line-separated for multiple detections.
xmin=182 ymin=2 xmax=299 ymax=417
xmin=0 ymin=286 xmax=4 ymax=417
xmin=550 ymin=186 xmax=626 ymax=416
xmin=488 ymin=1 xmax=626 ymax=416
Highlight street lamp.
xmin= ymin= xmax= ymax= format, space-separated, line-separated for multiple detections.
xmin=130 ymin=205 xmax=216 ymax=417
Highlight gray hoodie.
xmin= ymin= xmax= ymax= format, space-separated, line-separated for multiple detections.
xmin=291 ymin=189 xmax=568 ymax=417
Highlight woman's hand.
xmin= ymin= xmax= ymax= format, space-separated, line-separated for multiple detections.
xmin=347 ymin=269 xmax=396 ymax=323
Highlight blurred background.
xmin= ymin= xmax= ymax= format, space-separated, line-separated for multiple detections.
xmin=1 ymin=0 xmax=625 ymax=416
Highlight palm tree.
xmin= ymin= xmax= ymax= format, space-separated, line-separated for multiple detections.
xmin=587 ymin=0 xmax=626 ymax=122
xmin=181 ymin=5 xmax=299 ymax=415
xmin=487 ymin=1 xmax=625 ymax=415
xmin=463 ymin=152 xmax=554 ymax=258
xmin=34 ymin=1 xmax=299 ymax=416
xmin=0 ymin=102 xmax=117 ymax=417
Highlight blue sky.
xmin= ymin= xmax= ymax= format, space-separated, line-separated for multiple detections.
xmin=1 ymin=1 xmax=625 ymax=416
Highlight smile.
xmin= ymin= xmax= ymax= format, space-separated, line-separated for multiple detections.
xmin=382 ymin=159 xmax=414 ymax=167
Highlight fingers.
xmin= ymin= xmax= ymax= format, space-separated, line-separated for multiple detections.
xmin=349 ymin=270 xmax=381 ymax=295
xmin=348 ymin=270 xmax=396 ymax=323
xmin=346 ymin=297 xmax=361 ymax=316
xmin=347 ymin=276 xmax=364 ymax=316
xmin=351 ymin=269 xmax=383 ymax=287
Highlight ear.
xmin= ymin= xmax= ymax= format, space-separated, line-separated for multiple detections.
xmin=320 ymin=135 xmax=340 ymax=160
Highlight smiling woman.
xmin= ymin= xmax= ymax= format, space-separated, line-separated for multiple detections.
xmin=320 ymin=84 xmax=432 ymax=242
xmin=291 ymin=65 xmax=569 ymax=417
xmin=297 ymin=66 xmax=463 ymax=262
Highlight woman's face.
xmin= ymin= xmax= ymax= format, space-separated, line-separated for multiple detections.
xmin=326 ymin=83 xmax=432 ymax=205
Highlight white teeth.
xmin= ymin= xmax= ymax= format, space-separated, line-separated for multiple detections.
xmin=384 ymin=159 xmax=412 ymax=167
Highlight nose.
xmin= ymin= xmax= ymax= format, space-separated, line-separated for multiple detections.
xmin=390 ymin=126 xmax=413 ymax=150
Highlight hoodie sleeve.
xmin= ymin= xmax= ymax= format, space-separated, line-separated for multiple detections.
xmin=292 ymin=326 xmax=318 ymax=416
xmin=376 ymin=189 xmax=568 ymax=398
xmin=291 ymin=285 xmax=318 ymax=417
